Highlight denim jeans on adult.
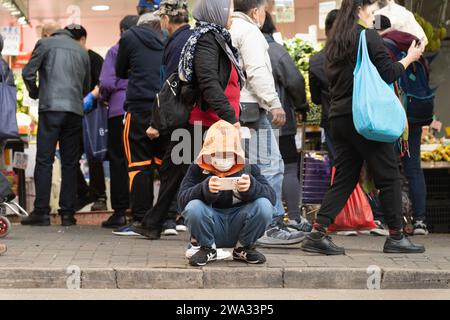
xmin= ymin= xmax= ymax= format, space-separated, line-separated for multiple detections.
xmin=402 ymin=124 xmax=427 ymax=222
xmin=244 ymin=113 xmax=285 ymax=217
xmin=34 ymin=112 xmax=82 ymax=216
xmin=182 ymin=198 xmax=274 ymax=248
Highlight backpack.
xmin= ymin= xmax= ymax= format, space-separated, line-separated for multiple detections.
xmin=383 ymin=38 xmax=435 ymax=126
xmin=152 ymin=72 xmax=195 ymax=134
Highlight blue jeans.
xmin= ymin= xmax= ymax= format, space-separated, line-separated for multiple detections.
xmin=245 ymin=113 xmax=285 ymax=217
xmin=402 ymin=125 xmax=427 ymax=222
xmin=182 ymin=198 xmax=274 ymax=248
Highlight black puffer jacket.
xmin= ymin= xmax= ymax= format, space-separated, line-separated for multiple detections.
xmin=0 ymin=59 xmax=14 ymax=87
xmin=190 ymin=32 xmax=244 ymax=124
xmin=22 ymin=30 xmax=91 ymax=116
xmin=265 ymin=34 xmax=308 ymax=136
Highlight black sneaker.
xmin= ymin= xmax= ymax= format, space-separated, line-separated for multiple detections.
xmin=383 ymin=234 xmax=426 ymax=254
xmin=233 ymin=247 xmax=266 ymax=264
xmin=189 ymin=247 xmax=217 ymax=266
xmin=20 ymin=213 xmax=51 ymax=226
xmin=101 ymin=212 xmax=127 ymax=229
xmin=61 ymin=215 xmax=77 ymax=227
xmin=301 ymin=232 xmax=346 ymax=256
xmin=91 ymin=199 xmax=107 ymax=212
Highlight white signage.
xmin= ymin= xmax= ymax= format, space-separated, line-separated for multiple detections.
xmin=319 ymin=1 xmax=337 ymax=30
xmin=0 ymin=26 xmax=21 ymax=56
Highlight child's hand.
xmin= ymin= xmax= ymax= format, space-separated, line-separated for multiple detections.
xmin=209 ymin=176 xmax=221 ymax=193
xmin=237 ymin=174 xmax=251 ymax=193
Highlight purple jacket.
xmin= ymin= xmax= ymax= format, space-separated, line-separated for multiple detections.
xmin=99 ymin=44 xmax=128 ymax=118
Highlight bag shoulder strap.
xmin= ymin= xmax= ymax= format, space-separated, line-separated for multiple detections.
xmin=355 ymin=30 xmax=367 ymax=74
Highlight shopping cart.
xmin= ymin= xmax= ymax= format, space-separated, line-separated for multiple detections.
xmin=297 ymin=121 xmax=331 ymax=223
xmin=0 ymin=172 xmax=28 ymax=238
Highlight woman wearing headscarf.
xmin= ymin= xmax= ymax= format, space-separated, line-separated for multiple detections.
xmin=179 ymin=0 xmax=245 ymax=131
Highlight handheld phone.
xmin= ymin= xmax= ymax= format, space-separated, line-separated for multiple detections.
xmin=218 ymin=177 xmax=240 ymax=191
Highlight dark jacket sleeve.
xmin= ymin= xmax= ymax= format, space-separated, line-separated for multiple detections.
xmin=83 ymin=53 xmax=91 ymax=97
xmin=193 ymin=33 xmax=237 ymax=124
xmin=237 ymin=165 xmax=276 ymax=206
xmin=178 ymin=164 xmax=220 ymax=210
xmin=308 ymin=56 xmax=323 ymax=106
xmin=116 ymin=35 xmax=131 ymax=79
xmin=22 ymin=40 xmax=47 ymax=100
xmin=366 ymin=29 xmax=405 ymax=84
xmin=277 ymin=52 xmax=308 ymax=112
xmin=0 ymin=59 xmax=14 ymax=87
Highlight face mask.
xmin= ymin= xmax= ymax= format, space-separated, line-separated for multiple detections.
xmin=212 ymin=157 xmax=235 ymax=172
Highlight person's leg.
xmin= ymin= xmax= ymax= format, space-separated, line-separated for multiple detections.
xmin=324 ymin=127 xmax=336 ymax=167
xmin=102 ymin=116 xmax=129 ymax=227
xmin=88 ymin=159 xmax=107 ymax=205
xmin=247 ymin=113 xmax=285 ymax=217
xmin=58 ymin=113 xmax=83 ymax=221
xmin=402 ymin=125 xmax=427 ymax=224
xmin=279 ymin=135 xmax=301 ymax=221
xmin=182 ymin=199 xmax=218 ymax=247
xmin=123 ymin=112 xmax=155 ymax=223
xmin=32 ymin=113 xmax=62 ymax=216
xmin=140 ymin=136 xmax=188 ymax=233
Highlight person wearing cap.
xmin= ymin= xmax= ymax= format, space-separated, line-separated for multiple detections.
xmin=114 ymin=10 xmax=165 ymax=236
xmin=131 ymin=0 xmax=192 ymax=238
xmin=178 ymin=120 xmax=275 ymax=266
xmin=97 ymin=16 xmax=139 ymax=229
xmin=137 ymin=0 xmax=161 ymax=15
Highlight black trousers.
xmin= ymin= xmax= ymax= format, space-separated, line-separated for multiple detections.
xmin=316 ymin=116 xmax=403 ymax=231
xmin=124 ymin=111 xmax=165 ymax=221
xmin=141 ymin=125 xmax=207 ymax=230
xmin=34 ymin=112 xmax=82 ymax=216
xmin=108 ymin=116 xmax=130 ymax=212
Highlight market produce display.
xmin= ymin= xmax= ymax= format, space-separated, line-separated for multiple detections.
xmin=415 ymin=13 xmax=447 ymax=52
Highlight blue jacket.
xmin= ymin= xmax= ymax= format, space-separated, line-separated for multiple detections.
xmin=178 ymin=164 xmax=276 ymax=211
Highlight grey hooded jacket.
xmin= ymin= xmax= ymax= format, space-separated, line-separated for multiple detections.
xmin=22 ymin=29 xmax=91 ymax=116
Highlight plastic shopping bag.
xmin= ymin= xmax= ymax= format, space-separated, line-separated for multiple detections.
xmin=353 ymin=30 xmax=406 ymax=143
xmin=328 ymin=167 xmax=376 ymax=232
xmin=82 ymin=102 xmax=108 ymax=161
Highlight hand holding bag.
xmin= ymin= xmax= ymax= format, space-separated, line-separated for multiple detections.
xmin=352 ymin=30 xmax=406 ymax=143
xmin=82 ymin=101 xmax=108 ymax=161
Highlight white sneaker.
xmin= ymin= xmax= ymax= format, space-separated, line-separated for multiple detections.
xmin=176 ymin=224 xmax=187 ymax=232
xmin=413 ymin=221 xmax=429 ymax=236
xmin=335 ymin=231 xmax=358 ymax=236
xmin=185 ymin=245 xmax=232 ymax=260
xmin=162 ymin=228 xmax=178 ymax=236
xmin=370 ymin=221 xmax=389 ymax=236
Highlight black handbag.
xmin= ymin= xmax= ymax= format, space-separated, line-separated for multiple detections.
xmin=239 ymin=102 xmax=261 ymax=129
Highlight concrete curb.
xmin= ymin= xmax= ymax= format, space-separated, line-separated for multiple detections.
xmin=0 ymin=267 xmax=449 ymax=289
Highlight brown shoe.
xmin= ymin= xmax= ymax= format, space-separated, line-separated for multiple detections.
xmin=0 ymin=243 xmax=7 ymax=256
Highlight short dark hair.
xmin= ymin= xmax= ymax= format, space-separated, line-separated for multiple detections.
xmin=261 ymin=11 xmax=276 ymax=35
xmin=374 ymin=14 xmax=391 ymax=31
xmin=65 ymin=24 xmax=88 ymax=40
xmin=325 ymin=9 xmax=339 ymax=36
xmin=120 ymin=15 xmax=139 ymax=33
xmin=168 ymin=12 xmax=190 ymax=24
xmin=234 ymin=0 xmax=267 ymax=15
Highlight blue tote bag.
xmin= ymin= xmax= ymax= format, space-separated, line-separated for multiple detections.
xmin=353 ymin=30 xmax=406 ymax=143
xmin=0 ymin=73 xmax=19 ymax=140
xmin=82 ymin=102 xmax=108 ymax=161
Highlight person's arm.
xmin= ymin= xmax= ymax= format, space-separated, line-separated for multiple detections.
xmin=22 ymin=40 xmax=47 ymax=100
xmin=82 ymin=54 xmax=92 ymax=98
xmin=366 ymin=29 xmax=422 ymax=84
xmin=99 ymin=48 xmax=117 ymax=104
xmin=177 ymin=165 xmax=220 ymax=210
xmin=116 ymin=35 xmax=131 ymax=79
xmin=237 ymin=165 xmax=276 ymax=206
xmin=238 ymin=29 xmax=282 ymax=112
xmin=278 ymin=52 xmax=308 ymax=113
xmin=308 ymin=58 xmax=323 ymax=106
xmin=193 ymin=34 xmax=238 ymax=124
